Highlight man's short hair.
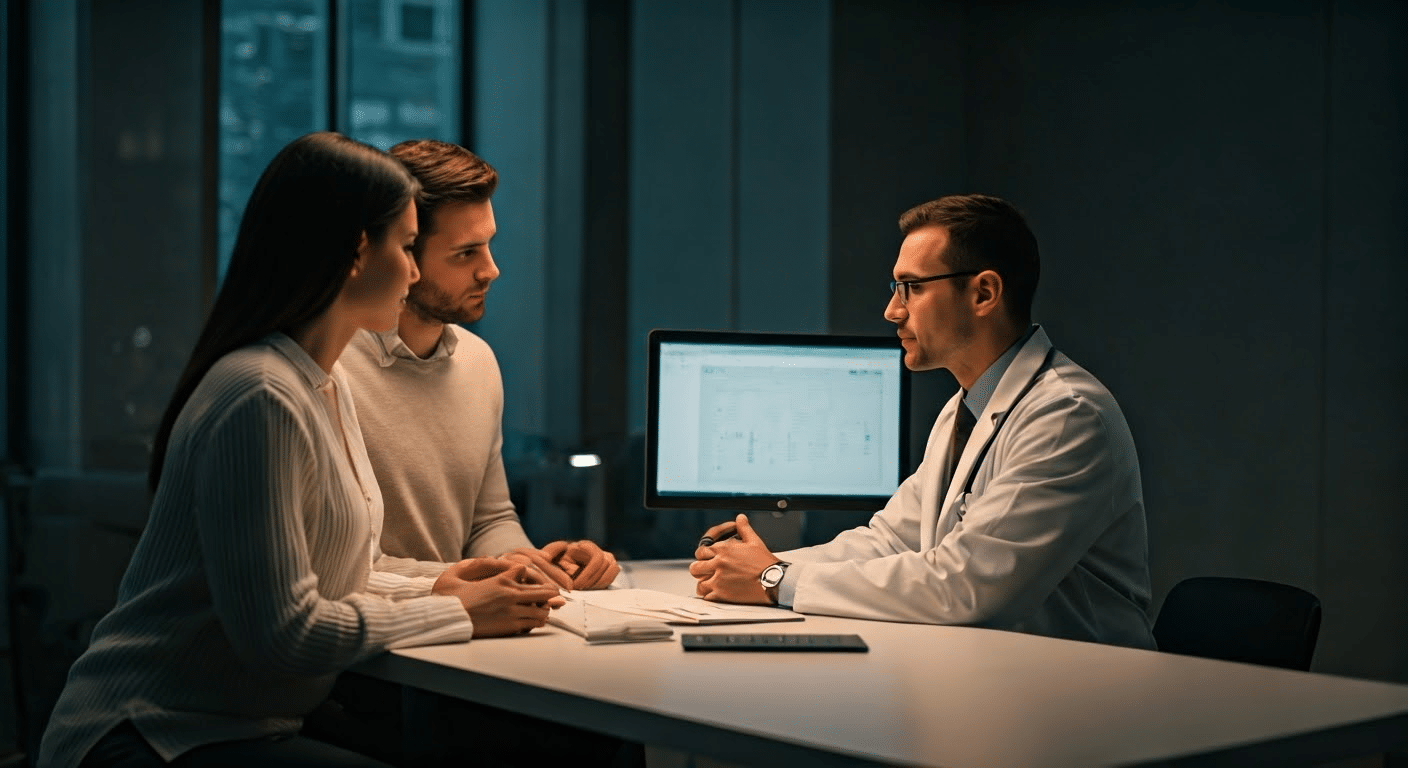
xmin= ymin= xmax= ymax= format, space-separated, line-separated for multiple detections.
xmin=389 ymin=139 xmax=499 ymax=249
xmin=898 ymin=194 xmax=1040 ymax=325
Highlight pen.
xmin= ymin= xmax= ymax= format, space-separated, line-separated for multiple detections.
xmin=698 ymin=526 xmax=738 ymax=549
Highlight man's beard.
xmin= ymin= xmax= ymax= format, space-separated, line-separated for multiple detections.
xmin=406 ymin=278 xmax=482 ymax=325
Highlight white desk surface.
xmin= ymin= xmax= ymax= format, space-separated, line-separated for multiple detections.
xmin=354 ymin=560 xmax=1408 ymax=767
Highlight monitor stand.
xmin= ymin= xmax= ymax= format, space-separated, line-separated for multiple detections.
xmin=745 ymin=509 xmax=804 ymax=552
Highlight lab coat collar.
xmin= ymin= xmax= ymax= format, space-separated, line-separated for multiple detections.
xmin=943 ymin=325 xmax=1054 ymax=508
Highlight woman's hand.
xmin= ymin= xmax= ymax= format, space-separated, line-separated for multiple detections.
xmin=433 ymin=558 xmax=565 ymax=637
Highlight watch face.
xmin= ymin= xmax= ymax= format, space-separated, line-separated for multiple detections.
xmin=760 ymin=563 xmax=785 ymax=588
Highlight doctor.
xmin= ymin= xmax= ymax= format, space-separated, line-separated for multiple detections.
xmin=690 ymin=193 xmax=1155 ymax=649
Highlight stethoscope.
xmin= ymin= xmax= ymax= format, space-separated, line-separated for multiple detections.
xmin=953 ymin=346 xmax=1057 ymax=498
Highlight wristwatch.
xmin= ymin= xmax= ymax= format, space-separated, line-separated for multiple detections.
xmin=759 ymin=561 xmax=790 ymax=604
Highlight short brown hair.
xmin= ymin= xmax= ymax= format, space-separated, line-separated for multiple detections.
xmin=899 ymin=194 xmax=1040 ymax=325
xmin=389 ymin=139 xmax=498 ymax=248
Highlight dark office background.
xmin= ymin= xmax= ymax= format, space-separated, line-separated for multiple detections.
xmin=3 ymin=0 xmax=1407 ymax=761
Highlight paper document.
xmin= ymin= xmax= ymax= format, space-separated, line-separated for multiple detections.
xmin=563 ymin=588 xmax=805 ymax=626
xmin=548 ymin=595 xmax=675 ymax=645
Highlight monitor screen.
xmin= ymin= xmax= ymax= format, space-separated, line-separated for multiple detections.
xmin=645 ymin=329 xmax=910 ymax=512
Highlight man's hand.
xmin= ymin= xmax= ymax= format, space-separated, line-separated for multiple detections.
xmin=501 ymin=547 xmax=574 ymax=590
xmin=541 ymin=540 xmax=621 ymax=590
xmin=432 ymin=558 xmax=565 ymax=638
xmin=503 ymin=541 xmax=620 ymax=590
xmin=688 ymin=514 xmax=778 ymax=605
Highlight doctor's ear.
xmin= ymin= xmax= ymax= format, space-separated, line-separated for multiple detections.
xmin=972 ymin=269 xmax=1004 ymax=317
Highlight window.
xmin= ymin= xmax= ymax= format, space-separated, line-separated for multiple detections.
xmin=343 ymin=0 xmax=460 ymax=150
xmin=219 ymin=1 xmax=329 ymax=278
xmin=218 ymin=0 xmax=460 ymax=277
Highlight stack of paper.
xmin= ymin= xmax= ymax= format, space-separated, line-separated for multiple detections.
xmin=572 ymin=588 xmax=805 ymax=625
xmin=547 ymin=588 xmax=805 ymax=644
xmin=548 ymin=594 xmax=675 ymax=644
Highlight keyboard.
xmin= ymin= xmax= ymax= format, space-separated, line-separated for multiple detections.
xmin=680 ymin=633 xmax=868 ymax=652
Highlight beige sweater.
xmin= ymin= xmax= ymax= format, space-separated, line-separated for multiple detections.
xmin=39 ymin=334 xmax=474 ymax=767
xmin=340 ymin=326 xmax=534 ymax=580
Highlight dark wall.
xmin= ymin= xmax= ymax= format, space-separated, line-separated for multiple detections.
xmin=1322 ymin=0 xmax=1408 ymax=684
xmin=829 ymin=0 xmax=1408 ymax=682
xmin=830 ymin=0 xmax=969 ymax=471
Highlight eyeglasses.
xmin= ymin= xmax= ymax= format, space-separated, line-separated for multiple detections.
xmin=889 ymin=271 xmax=979 ymax=306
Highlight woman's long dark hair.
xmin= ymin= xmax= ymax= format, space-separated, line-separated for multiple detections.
xmin=149 ymin=131 xmax=418 ymax=492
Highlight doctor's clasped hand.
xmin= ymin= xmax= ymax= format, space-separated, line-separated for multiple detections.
xmin=690 ymin=514 xmax=784 ymax=605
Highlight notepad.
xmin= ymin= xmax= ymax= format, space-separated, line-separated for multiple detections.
xmin=547 ymin=595 xmax=675 ymax=645
xmin=563 ymin=588 xmax=805 ymax=626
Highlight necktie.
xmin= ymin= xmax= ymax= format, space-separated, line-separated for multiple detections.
xmin=946 ymin=400 xmax=977 ymax=494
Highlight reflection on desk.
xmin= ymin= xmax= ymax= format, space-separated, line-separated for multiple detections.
xmin=354 ymin=560 xmax=1408 ymax=768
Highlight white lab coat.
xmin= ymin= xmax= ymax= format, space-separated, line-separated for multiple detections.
xmin=780 ymin=326 xmax=1155 ymax=648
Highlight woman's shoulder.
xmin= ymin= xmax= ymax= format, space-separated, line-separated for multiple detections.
xmin=188 ymin=339 xmax=319 ymax=419
xmin=164 ymin=339 xmax=325 ymax=465
xmin=209 ymin=340 xmax=307 ymax=385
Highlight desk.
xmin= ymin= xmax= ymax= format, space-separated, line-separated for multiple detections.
xmin=354 ymin=560 xmax=1408 ymax=767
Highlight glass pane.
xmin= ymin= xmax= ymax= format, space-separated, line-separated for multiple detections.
xmin=219 ymin=1 xmax=329 ymax=278
xmin=342 ymin=0 xmax=460 ymax=150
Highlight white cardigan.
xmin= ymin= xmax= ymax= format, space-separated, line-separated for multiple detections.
xmin=39 ymin=333 xmax=474 ymax=767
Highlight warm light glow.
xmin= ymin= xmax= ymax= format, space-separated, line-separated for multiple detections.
xmin=568 ymin=453 xmax=602 ymax=468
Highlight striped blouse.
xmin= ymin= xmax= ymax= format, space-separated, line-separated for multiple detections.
xmin=39 ymin=333 xmax=474 ymax=767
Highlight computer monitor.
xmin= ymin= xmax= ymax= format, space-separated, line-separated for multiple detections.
xmin=645 ymin=329 xmax=910 ymax=512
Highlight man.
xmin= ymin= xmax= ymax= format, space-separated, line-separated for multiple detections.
xmin=690 ymin=194 xmax=1154 ymax=649
xmin=322 ymin=140 xmax=635 ymax=767
xmin=340 ymin=138 xmax=619 ymax=593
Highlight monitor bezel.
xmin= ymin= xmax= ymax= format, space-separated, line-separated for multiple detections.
xmin=644 ymin=328 xmax=910 ymax=512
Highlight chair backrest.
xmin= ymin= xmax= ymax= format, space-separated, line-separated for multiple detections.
xmin=1152 ymin=576 xmax=1322 ymax=671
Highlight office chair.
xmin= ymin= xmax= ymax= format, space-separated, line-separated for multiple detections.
xmin=1152 ymin=576 xmax=1322 ymax=671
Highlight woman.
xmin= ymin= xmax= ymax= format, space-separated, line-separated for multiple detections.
xmin=38 ymin=132 xmax=561 ymax=767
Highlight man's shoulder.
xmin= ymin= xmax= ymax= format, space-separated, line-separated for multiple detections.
xmin=1018 ymin=351 xmax=1136 ymax=448
xmin=1043 ymin=351 xmax=1119 ymax=405
xmin=340 ymin=328 xmax=385 ymax=367
xmin=446 ymin=324 xmax=498 ymax=365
